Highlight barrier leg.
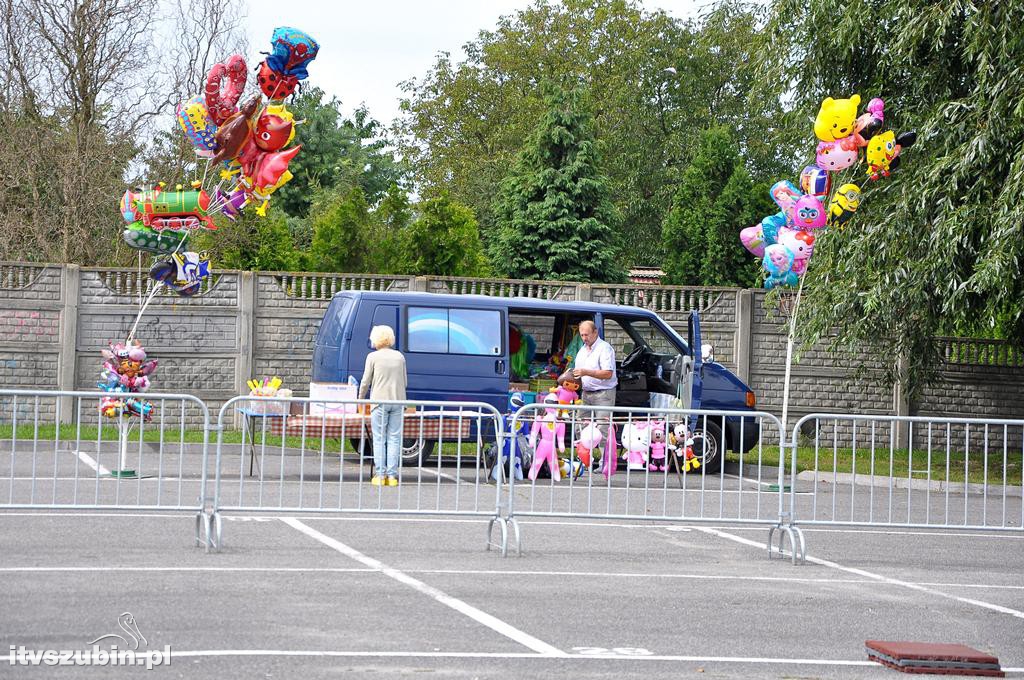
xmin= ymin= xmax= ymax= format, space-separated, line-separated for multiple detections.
xmin=507 ymin=517 xmax=522 ymax=557
xmin=486 ymin=516 xmax=506 ymax=553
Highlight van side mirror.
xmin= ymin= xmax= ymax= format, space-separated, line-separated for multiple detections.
xmin=701 ymin=343 xmax=714 ymax=363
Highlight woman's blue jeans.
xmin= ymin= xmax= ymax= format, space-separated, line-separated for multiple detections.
xmin=371 ymin=404 xmax=404 ymax=477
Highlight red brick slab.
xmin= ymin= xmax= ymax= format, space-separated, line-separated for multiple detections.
xmin=866 ymin=641 xmax=1004 ymax=677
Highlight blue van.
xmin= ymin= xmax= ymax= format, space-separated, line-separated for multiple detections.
xmin=312 ymin=292 xmax=758 ymax=471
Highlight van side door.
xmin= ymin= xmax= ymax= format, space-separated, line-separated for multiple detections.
xmin=403 ymin=305 xmax=509 ymax=411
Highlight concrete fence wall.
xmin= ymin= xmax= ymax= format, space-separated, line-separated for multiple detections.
xmin=1 ymin=262 xmax=1022 ymax=428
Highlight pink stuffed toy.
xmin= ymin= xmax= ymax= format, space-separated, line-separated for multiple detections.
xmin=649 ymin=420 xmax=668 ymax=471
xmin=620 ymin=421 xmax=651 ymax=471
xmin=551 ymin=374 xmax=581 ymax=417
xmin=528 ymin=394 xmax=565 ymax=481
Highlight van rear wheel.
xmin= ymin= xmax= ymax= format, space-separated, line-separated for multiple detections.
xmin=349 ymin=438 xmax=436 ymax=467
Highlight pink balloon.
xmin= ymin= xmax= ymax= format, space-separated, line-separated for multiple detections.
xmin=740 ymin=224 xmax=766 ymax=258
xmin=816 ymin=139 xmax=859 ymax=171
xmin=778 ymin=228 xmax=815 ymax=274
xmin=789 ymin=195 xmax=827 ymax=230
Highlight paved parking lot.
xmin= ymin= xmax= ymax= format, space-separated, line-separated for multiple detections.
xmin=1 ymin=508 xmax=1022 ymax=679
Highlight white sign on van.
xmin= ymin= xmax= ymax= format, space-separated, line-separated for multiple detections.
xmin=308 ymin=381 xmax=358 ymax=415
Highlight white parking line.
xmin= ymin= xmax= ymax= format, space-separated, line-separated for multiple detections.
xmin=280 ymin=517 xmax=567 ymax=658
xmin=72 ymin=450 xmax=110 ymax=476
xmin=694 ymin=526 xmax=1024 ymax=620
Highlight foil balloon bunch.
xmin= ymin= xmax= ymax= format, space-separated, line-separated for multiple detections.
xmin=173 ymin=26 xmax=318 ymax=219
xmin=97 ymin=341 xmax=158 ymax=421
xmin=740 ymin=95 xmax=917 ymax=289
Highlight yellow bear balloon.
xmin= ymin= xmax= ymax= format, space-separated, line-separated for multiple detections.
xmin=814 ymin=94 xmax=862 ymax=142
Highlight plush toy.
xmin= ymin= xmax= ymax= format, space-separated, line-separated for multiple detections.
xmin=620 ymin=421 xmax=651 ymax=471
xmin=649 ymin=420 xmax=668 ymax=472
xmin=814 ymin=94 xmax=861 ymax=143
xmin=669 ymin=422 xmax=701 ymax=473
xmin=551 ymin=374 xmax=581 ymax=417
xmin=574 ymin=422 xmax=603 ymax=468
xmin=528 ymin=394 xmax=565 ymax=481
xmin=559 ymin=457 xmax=586 ymax=480
xmin=492 ymin=412 xmax=530 ymax=482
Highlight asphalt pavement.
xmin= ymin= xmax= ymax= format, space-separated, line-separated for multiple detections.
xmin=1 ymin=507 xmax=1022 ymax=679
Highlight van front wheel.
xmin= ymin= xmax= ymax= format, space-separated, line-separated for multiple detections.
xmin=350 ymin=438 xmax=436 ymax=467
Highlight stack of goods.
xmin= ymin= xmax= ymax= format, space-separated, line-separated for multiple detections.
xmin=246 ymin=376 xmax=293 ymax=414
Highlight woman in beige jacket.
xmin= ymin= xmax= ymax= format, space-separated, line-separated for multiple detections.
xmin=359 ymin=325 xmax=407 ymax=486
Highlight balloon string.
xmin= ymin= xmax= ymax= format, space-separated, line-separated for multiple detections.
xmin=125 ymin=235 xmax=189 ymax=345
xmin=126 ymin=282 xmax=164 ymax=344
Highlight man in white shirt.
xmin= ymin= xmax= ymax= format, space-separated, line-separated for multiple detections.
xmin=571 ymin=320 xmax=617 ymax=467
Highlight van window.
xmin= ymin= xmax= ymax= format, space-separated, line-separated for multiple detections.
xmin=604 ymin=316 xmax=679 ymax=356
xmin=408 ymin=307 xmax=502 ymax=356
xmin=369 ymin=305 xmax=400 ymax=350
xmin=509 ymin=313 xmax=555 ymax=358
xmin=317 ymin=296 xmax=353 ymax=348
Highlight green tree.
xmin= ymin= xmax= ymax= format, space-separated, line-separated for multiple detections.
xmin=493 ymin=82 xmax=623 ymax=282
xmin=308 ymin=185 xmax=375 ymax=272
xmin=662 ymin=127 xmax=767 ymax=287
xmin=752 ymin=0 xmax=1024 ymax=390
xmin=274 ymin=88 xmax=405 ymax=218
xmin=399 ymin=191 xmax=488 ymax=276
xmin=366 ymin=184 xmax=413 ymax=274
xmin=398 ymin=0 xmax=785 ymax=266
xmin=196 ymin=208 xmax=298 ymax=271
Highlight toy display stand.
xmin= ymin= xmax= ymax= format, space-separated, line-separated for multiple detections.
xmin=107 ymin=417 xmax=137 ymax=478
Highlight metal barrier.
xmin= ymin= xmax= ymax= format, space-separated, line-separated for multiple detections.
xmin=0 ymin=389 xmax=215 ymax=549
xmin=503 ymin=403 xmax=799 ymax=560
xmin=788 ymin=414 xmax=1024 ymax=541
xmin=6 ymin=387 xmax=1020 ymax=564
xmin=210 ymin=396 xmax=506 ymax=552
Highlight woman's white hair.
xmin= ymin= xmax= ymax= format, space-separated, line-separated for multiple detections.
xmin=369 ymin=325 xmax=396 ymax=349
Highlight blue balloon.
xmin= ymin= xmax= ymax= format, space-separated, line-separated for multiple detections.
xmin=765 ymin=271 xmax=799 ymax=290
xmin=761 ymin=212 xmax=787 ymax=247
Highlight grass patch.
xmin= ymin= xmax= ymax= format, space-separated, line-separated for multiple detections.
xmin=4 ymin=424 xmax=1020 ymax=484
xmin=0 ymin=424 xmax=486 ymax=458
xmin=728 ymin=444 xmax=1022 ymax=486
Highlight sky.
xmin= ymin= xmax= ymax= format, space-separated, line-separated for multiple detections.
xmin=244 ymin=0 xmax=708 ymax=127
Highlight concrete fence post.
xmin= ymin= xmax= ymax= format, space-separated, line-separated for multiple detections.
xmin=576 ymin=283 xmax=591 ymax=301
xmin=411 ymin=276 xmax=429 ymax=292
xmin=735 ymin=289 xmax=754 ymax=384
xmin=57 ymin=264 xmax=80 ymax=423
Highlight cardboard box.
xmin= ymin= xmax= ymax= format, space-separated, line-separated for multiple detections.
xmin=308 ymin=382 xmax=358 ymax=415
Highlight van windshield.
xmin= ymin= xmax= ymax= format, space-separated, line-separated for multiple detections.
xmin=603 ymin=316 xmax=683 ymax=357
xmin=317 ymin=296 xmax=353 ymax=347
